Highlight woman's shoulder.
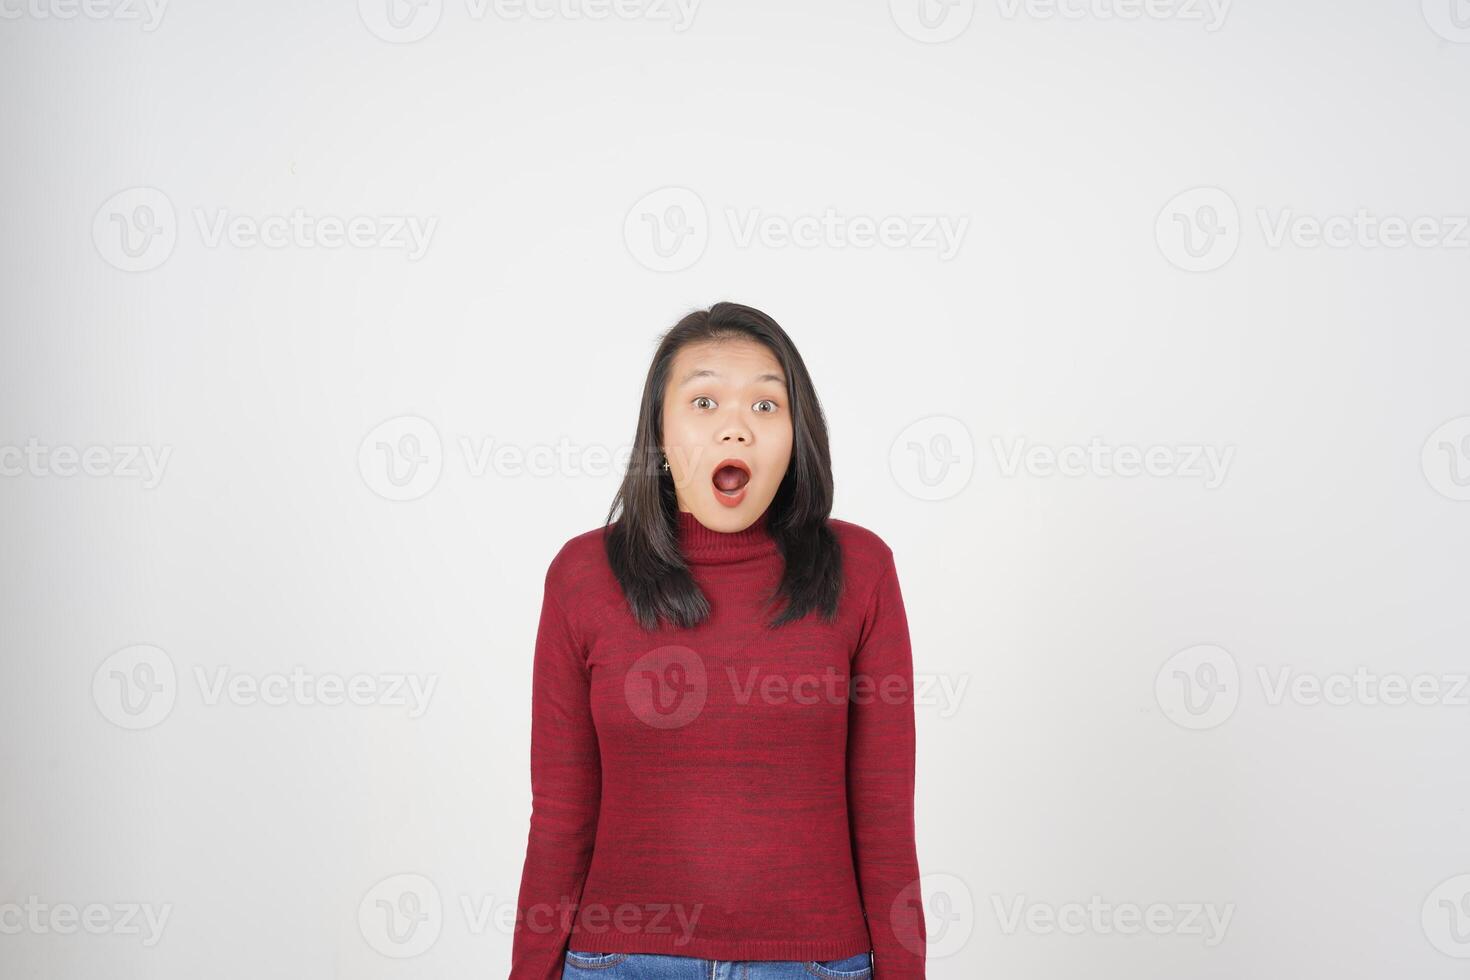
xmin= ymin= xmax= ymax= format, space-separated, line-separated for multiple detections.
xmin=825 ymin=516 xmax=896 ymax=567
xmin=542 ymin=523 xmax=615 ymax=597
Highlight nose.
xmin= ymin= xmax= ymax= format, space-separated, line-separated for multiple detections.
xmin=718 ymin=426 xmax=751 ymax=445
xmin=714 ymin=403 xmax=753 ymax=445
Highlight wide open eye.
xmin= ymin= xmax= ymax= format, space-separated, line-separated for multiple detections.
xmin=753 ymin=399 xmax=779 ymax=414
xmin=692 ymin=396 xmax=716 ymax=410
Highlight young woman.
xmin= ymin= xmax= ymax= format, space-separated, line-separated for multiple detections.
xmin=509 ymin=302 xmax=926 ymax=980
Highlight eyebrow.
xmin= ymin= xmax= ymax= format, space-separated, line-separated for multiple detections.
xmin=678 ymin=368 xmax=786 ymax=386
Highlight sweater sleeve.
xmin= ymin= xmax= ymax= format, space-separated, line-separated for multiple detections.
xmin=847 ymin=550 xmax=927 ymax=980
xmin=509 ymin=558 xmax=602 ymax=980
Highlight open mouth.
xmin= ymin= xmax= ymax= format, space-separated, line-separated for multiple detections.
xmin=712 ymin=458 xmax=752 ymax=496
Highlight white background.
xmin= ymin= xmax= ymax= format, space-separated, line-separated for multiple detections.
xmin=3 ymin=1 xmax=1470 ymax=978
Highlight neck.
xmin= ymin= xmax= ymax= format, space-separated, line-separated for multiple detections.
xmin=676 ymin=508 xmax=778 ymax=565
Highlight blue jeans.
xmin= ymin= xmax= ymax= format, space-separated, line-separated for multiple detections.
xmin=562 ymin=950 xmax=873 ymax=980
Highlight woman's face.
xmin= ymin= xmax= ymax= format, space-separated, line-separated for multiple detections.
xmin=660 ymin=338 xmax=793 ymax=532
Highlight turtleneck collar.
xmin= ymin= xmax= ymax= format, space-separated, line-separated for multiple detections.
xmin=676 ymin=508 xmax=778 ymax=565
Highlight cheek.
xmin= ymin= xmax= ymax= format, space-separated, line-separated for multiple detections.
xmin=661 ymin=421 xmax=706 ymax=474
xmin=760 ymin=441 xmax=793 ymax=484
xmin=661 ymin=414 xmax=694 ymax=448
xmin=776 ymin=426 xmax=794 ymax=462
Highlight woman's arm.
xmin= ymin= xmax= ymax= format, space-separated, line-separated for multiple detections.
xmin=509 ymin=556 xmax=601 ymax=980
xmin=847 ymin=548 xmax=927 ymax=979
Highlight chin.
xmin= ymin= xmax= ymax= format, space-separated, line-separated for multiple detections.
xmin=693 ymin=498 xmax=768 ymax=530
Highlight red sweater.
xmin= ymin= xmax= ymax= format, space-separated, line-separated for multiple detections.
xmin=509 ymin=509 xmax=926 ymax=979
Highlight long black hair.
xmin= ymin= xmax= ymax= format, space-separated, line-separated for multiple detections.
xmin=604 ymin=301 xmax=843 ymax=632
